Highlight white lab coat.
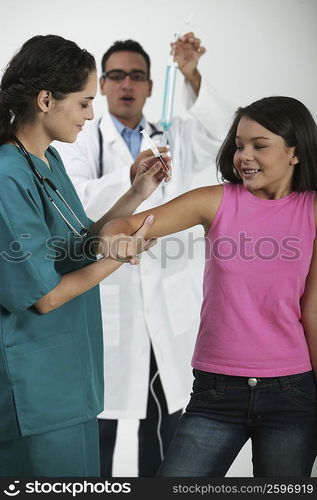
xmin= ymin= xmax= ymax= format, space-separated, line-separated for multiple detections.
xmin=55 ymin=78 xmax=232 ymax=418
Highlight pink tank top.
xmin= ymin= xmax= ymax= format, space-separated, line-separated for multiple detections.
xmin=192 ymin=183 xmax=316 ymax=376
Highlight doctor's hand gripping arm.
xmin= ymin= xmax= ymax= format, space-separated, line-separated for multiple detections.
xmin=34 ymin=214 xmax=157 ymax=315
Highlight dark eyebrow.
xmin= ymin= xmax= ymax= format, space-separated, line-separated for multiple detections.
xmin=83 ymin=96 xmax=94 ymax=100
xmin=236 ymin=136 xmax=271 ymax=140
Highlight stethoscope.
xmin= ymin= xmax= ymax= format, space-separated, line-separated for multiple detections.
xmin=14 ymin=137 xmax=90 ymax=237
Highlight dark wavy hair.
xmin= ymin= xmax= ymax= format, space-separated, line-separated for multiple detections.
xmin=0 ymin=34 xmax=96 ymax=144
xmin=216 ymin=96 xmax=317 ymax=191
xmin=101 ymin=39 xmax=151 ymax=77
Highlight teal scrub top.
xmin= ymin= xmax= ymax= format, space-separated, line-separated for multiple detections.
xmin=0 ymin=144 xmax=104 ymax=441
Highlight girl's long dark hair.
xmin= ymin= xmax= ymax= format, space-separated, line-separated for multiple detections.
xmin=216 ymin=96 xmax=317 ymax=191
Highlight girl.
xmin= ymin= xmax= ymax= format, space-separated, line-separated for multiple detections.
xmin=101 ymin=96 xmax=317 ymax=476
xmin=0 ymin=34 xmax=167 ymax=476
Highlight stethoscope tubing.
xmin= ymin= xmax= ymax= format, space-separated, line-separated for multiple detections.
xmin=13 ymin=137 xmax=90 ymax=237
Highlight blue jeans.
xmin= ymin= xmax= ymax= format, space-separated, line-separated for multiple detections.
xmin=158 ymin=370 xmax=317 ymax=477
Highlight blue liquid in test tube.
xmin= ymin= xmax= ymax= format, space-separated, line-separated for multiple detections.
xmin=160 ymin=55 xmax=178 ymax=131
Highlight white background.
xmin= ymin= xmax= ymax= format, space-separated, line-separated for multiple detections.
xmin=1 ymin=0 xmax=317 ymax=477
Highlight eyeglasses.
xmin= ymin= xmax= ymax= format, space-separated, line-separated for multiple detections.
xmin=101 ymin=69 xmax=149 ymax=82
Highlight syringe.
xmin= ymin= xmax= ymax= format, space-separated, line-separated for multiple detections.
xmin=140 ymin=129 xmax=170 ymax=177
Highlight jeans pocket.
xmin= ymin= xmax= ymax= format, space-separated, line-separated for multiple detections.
xmin=289 ymin=372 xmax=317 ymax=408
xmin=186 ymin=387 xmax=224 ymax=415
xmin=190 ymin=371 xmax=224 ymax=402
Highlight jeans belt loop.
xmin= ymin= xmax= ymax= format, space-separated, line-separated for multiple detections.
xmin=278 ymin=375 xmax=291 ymax=391
xmin=215 ymin=374 xmax=225 ymax=395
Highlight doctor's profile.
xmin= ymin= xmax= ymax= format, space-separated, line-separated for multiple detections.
xmin=56 ymin=32 xmax=232 ymax=477
xmin=0 ymin=34 xmax=168 ymax=477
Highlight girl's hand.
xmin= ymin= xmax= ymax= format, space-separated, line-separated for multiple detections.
xmin=131 ymin=154 xmax=172 ymax=201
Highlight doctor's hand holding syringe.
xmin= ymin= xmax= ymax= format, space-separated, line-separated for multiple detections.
xmin=132 ymin=147 xmax=172 ymax=199
xmin=130 ymin=146 xmax=170 ymax=182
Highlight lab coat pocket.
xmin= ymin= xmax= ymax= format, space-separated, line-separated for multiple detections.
xmin=6 ymin=331 xmax=86 ymax=435
xmin=99 ymin=284 xmax=120 ymax=346
xmin=162 ymin=270 xmax=198 ymax=336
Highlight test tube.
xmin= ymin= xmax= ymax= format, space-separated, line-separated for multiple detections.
xmin=160 ymin=54 xmax=178 ymax=131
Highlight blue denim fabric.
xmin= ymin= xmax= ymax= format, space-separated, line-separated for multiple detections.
xmin=158 ymin=370 xmax=317 ymax=477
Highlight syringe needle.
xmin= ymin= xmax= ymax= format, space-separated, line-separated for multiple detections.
xmin=140 ymin=129 xmax=170 ymax=176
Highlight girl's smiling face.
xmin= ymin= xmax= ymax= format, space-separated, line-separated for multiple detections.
xmin=234 ymin=116 xmax=299 ymax=199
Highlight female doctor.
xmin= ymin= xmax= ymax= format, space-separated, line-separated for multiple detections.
xmin=0 ymin=34 xmax=168 ymax=477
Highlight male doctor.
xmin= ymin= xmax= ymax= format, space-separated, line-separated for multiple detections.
xmin=56 ymin=32 xmax=232 ymax=476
